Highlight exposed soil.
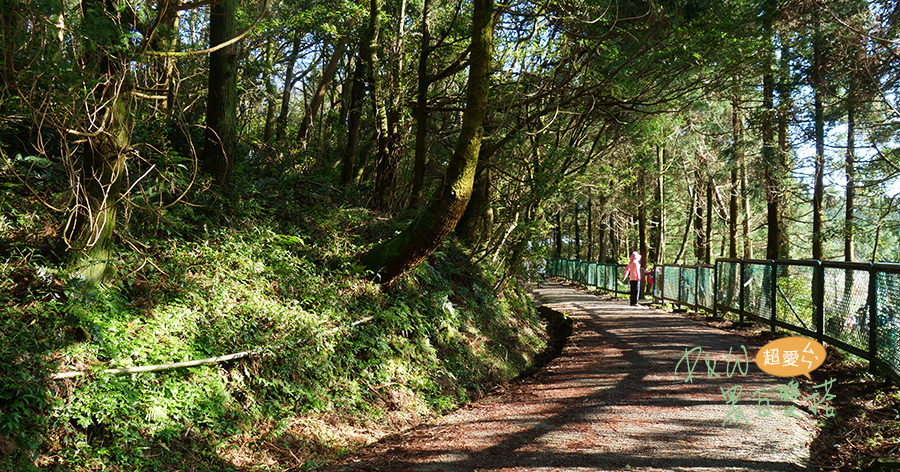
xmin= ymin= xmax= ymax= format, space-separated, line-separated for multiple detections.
xmin=318 ymin=282 xmax=818 ymax=471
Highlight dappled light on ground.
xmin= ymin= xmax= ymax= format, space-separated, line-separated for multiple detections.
xmin=321 ymin=282 xmax=815 ymax=471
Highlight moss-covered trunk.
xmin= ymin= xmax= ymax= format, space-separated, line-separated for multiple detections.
xmin=365 ymin=0 xmax=397 ymax=211
xmin=408 ymin=0 xmax=431 ymax=209
xmin=341 ymin=52 xmax=366 ymax=185
xmin=150 ymin=0 xmax=180 ymax=115
xmin=71 ymin=93 xmax=130 ymax=283
xmin=456 ymin=147 xmax=492 ymax=248
xmin=362 ymin=0 xmax=493 ymax=285
xmin=68 ymin=0 xmax=133 ymax=283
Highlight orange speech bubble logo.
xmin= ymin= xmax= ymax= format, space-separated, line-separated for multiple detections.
xmin=755 ymin=336 xmax=826 ymax=379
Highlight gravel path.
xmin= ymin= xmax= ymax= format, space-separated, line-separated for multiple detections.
xmin=321 ymin=282 xmax=817 ymax=471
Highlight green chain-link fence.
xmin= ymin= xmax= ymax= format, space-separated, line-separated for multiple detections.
xmin=548 ymin=257 xmax=900 ymax=383
xmin=655 ymin=265 xmax=714 ymax=312
xmin=709 ymin=259 xmax=900 ymax=383
xmin=546 ymin=259 xmax=628 ymax=296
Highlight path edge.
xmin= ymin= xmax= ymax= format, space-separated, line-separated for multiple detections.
xmin=514 ymin=295 xmax=573 ymax=381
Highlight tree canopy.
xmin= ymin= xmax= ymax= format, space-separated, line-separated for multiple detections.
xmin=6 ymin=0 xmax=900 ymax=468
xmin=5 ymin=0 xmax=900 ymax=283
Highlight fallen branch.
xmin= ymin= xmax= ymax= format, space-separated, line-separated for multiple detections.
xmin=50 ymin=316 xmax=374 ymax=380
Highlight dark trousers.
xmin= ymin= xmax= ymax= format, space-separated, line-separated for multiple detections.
xmin=629 ymin=280 xmax=640 ymax=305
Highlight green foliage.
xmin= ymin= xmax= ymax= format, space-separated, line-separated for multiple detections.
xmin=0 ymin=165 xmax=546 ymax=470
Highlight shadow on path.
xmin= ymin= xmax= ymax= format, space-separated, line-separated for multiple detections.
xmin=318 ymin=283 xmax=816 ymax=472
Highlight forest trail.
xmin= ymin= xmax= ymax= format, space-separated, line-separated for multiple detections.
xmin=320 ymin=282 xmax=817 ymax=471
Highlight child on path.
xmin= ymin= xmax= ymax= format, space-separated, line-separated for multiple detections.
xmin=623 ymin=251 xmax=642 ymax=306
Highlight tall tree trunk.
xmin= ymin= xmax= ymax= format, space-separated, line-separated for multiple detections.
xmin=845 ymin=92 xmax=856 ymax=261
xmin=712 ymin=180 xmax=731 ymax=255
xmin=202 ymin=0 xmax=238 ymax=185
xmin=729 ymin=92 xmax=741 ymax=259
xmin=639 ymin=196 xmax=647 ymax=263
xmin=69 ymin=0 xmax=133 ymax=283
xmin=409 ymin=0 xmax=431 ymax=208
xmin=728 ymin=169 xmax=739 ymax=259
xmin=587 ymin=195 xmax=593 ymax=262
xmin=740 ymin=144 xmax=751 ymax=259
xmin=694 ymin=169 xmax=706 ymax=263
xmin=762 ymin=28 xmax=782 ymax=261
xmin=674 ymin=175 xmax=696 ymax=265
xmin=455 ymin=146 xmax=492 ymax=247
xmin=263 ymin=42 xmax=277 ymax=143
xmin=296 ymin=38 xmax=348 ymax=149
xmin=649 ymin=167 xmax=659 ymax=263
xmin=775 ymin=40 xmax=792 ymax=259
xmin=705 ymin=179 xmax=713 ymax=263
xmin=652 ymin=146 xmax=665 ymax=264
xmin=490 ymin=211 xmax=519 ymax=265
xmin=340 ymin=51 xmax=366 ymax=185
xmin=389 ymin=0 xmax=407 ymax=139
xmin=812 ymin=10 xmax=825 ymax=261
xmin=625 ymin=219 xmax=632 ymax=258
xmin=597 ymin=195 xmax=608 ymax=262
xmin=555 ymin=210 xmax=562 ymax=259
xmin=332 ymin=53 xmax=353 ymax=170
xmin=375 ymin=0 xmax=408 ymax=207
xmin=361 ymin=0 xmax=493 ymax=285
xmin=150 ymin=0 xmax=180 ymax=115
xmin=637 ymin=164 xmax=647 ymax=262
xmin=609 ymin=213 xmax=619 ymax=262
xmin=574 ymin=201 xmax=580 ymax=259
xmin=366 ymin=0 xmax=398 ymax=211
xmin=276 ymin=35 xmax=302 ymax=146
xmin=843 ymin=87 xmax=858 ymax=326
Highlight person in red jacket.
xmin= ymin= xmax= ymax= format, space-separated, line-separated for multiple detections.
xmin=623 ymin=251 xmax=642 ymax=306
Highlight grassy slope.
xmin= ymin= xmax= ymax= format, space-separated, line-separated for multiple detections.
xmin=0 ymin=170 xmax=547 ymax=471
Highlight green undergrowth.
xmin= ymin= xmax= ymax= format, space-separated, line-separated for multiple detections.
xmin=0 ymin=171 xmax=547 ymax=471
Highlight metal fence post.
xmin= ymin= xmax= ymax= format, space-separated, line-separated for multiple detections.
xmin=656 ymin=265 xmax=666 ymax=303
xmin=612 ymin=264 xmax=617 ymax=294
xmin=654 ymin=265 xmax=659 ymax=301
xmin=739 ymin=259 xmax=745 ymax=325
xmin=695 ymin=265 xmax=701 ymax=312
xmin=713 ymin=260 xmax=718 ymax=318
xmin=770 ymin=260 xmax=777 ymax=332
xmin=606 ymin=264 xmax=611 ymax=293
xmin=677 ymin=266 xmax=682 ymax=308
xmin=868 ymin=263 xmax=878 ymax=375
xmin=814 ymin=260 xmax=824 ymax=343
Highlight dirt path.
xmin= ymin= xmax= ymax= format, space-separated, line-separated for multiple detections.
xmin=320 ymin=282 xmax=817 ymax=471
